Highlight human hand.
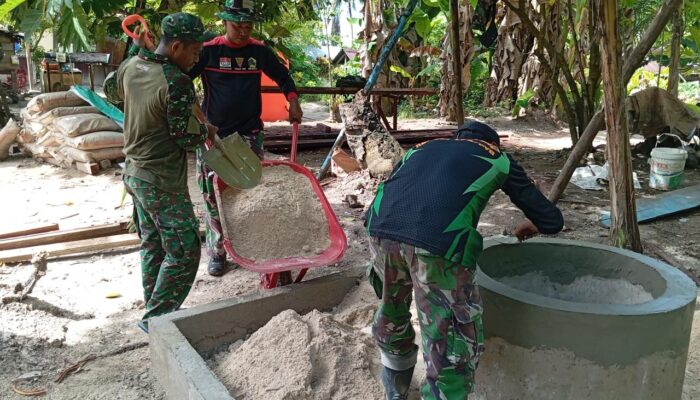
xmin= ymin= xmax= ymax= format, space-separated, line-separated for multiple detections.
xmin=288 ymin=98 xmax=303 ymax=124
xmin=513 ymin=220 xmax=539 ymax=242
xmin=206 ymin=123 xmax=218 ymax=142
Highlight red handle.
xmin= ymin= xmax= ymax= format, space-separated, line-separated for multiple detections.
xmin=291 ymin=122 xmax=299 ymax=163
xmin=122 ymin=15 xmax=154 ymax=50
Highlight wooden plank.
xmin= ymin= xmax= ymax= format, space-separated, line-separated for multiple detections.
xmin=600 ymin=183 xmax=700 ymax=227
xmin=0 ymin=223 xmax=60 ymax=240
xmin=0 ymin=222 xmax=128 ymax=251
xmin=261 ymin=86 xmax=438 ymax=96
xmin=0 ymin=233 xmax=141 ymax=264
xmin=75 ymin=162 xmax=100 ymax=175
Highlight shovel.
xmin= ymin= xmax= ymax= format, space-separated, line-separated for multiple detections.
xmin=194 ymin=104 xmax=261 ymax=189
xmin=202 ymin=134 xmax=262 ymax=189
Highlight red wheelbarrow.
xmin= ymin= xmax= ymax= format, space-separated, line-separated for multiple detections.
xmin=213 ymin=123 xmax=347 ymax=289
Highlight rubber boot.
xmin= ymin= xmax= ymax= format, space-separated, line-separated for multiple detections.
xmin=207 ymin=256 xmax=226 ymax=277
xmin=381 ymin=366 xmax=414 ymax=400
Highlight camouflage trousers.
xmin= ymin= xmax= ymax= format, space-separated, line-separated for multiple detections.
xmin=124 ymin=176 xmax=201 ymax=324
xmin=196 ymin=130 xmax=264 ymax=260
xmin=369 ymin=237 xmax=485 ymax=399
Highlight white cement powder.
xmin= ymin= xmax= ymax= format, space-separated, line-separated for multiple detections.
xmin=496 ymin=272 xmax=654 ymax=304
xmin=221 ymin=165 xmax=331 ymax=262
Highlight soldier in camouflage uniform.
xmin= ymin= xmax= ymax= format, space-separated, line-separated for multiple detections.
xmin=365 ymin=121 xmax=564 ymax=399
xmin=116 ymin=13 xmax=216 ymax=333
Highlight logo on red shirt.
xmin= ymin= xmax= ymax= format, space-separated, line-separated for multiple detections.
xmin=219 ymin=57 xmax=232 ymax=70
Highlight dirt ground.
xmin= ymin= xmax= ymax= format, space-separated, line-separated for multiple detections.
xmin=1 ymin=104 xmax=699 ymax=399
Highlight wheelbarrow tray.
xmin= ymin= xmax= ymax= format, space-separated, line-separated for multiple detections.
xmin=213 ymin=160 xmax=347 ymax=274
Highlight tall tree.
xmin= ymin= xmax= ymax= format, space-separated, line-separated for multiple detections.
xmin=438 ymin=0 xmax=474 ymax=121
xmin=597 ymin=0 xmax=642 ymax=251
xmin=667 ymin=0 xmax=683 ymax=96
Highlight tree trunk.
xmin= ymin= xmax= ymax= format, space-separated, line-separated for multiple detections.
xmin=439 ymin=0 xmax=474 ymax=121
xmin=547 ymin=0 xmax=684 ymax=204
xmin=485 ymin=1 xmax=534 ymax=107
xmin=667 ymin=0 xmax=683 ymax=97
xmin=598 ymin=0 xmax=642 ymax=252
xmin=518 ymin=0 xmax=561 ymax=108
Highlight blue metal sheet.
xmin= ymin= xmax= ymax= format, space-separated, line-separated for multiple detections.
xmin=600 ymin=183 xmax=700 ymax=227
xmin=70 ymin=85 xmax=124 ymax=128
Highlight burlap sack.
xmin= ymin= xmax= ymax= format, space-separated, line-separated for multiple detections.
xmin=58 ymin=145 xmax=124 ymax=163
xmin=26 ymin=91 xmax=87 ymax=114
xmin=58 ymin=131 xmax=124 ymax=150
xmin=0 ymin=118 xmax=20 ymax=160
xmin=38 ymin=106 xmax=101 ymax=125
xmin=54 ymin=114 xmax=121 ymax=138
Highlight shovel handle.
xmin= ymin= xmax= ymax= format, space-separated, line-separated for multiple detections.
xmin=291 ymin=122 xmax=299 ymax=163
xmin=121 ymin=15 xmax=154 ymax=50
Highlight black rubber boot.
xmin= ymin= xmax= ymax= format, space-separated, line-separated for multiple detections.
xmin=381 ymin=366 xmax=414 ymax=400
xmin=207 ymin=256 xmax=226 ymax=277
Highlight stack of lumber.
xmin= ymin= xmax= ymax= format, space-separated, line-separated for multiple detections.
xmin=0 ymin=222 xmax=138 ymax=264
xmin=17 ymin=91 xmax=125 ymax=174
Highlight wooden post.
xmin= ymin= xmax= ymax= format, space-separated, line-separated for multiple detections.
xmin=598 ymin=0 xmax=642 ymax=252
xmin=449 ymin=0 xmax=465 ymax=126
xmin=668 ymin=0 xmax=683 ymax=97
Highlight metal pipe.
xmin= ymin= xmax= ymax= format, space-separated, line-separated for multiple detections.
xmin=362 ymin=0 xmax=419 ymax=95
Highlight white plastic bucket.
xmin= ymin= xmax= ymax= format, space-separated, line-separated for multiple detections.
xmin=649 ymin=147 xmax=687 ymax=190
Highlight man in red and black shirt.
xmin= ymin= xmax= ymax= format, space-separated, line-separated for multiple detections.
xmin=187 ymin=0 xmax=303 ymax=276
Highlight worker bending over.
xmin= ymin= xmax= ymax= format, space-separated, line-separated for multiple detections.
xmin=365 ymin=121 xmax=564 ymax=399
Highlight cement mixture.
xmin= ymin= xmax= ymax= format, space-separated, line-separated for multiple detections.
xmin=496 ymin=272 xmax=654 ymax=304
xmin=221 ymin=165 xmax=331 ymax=261
xmin=208 ymin=309 xmax=383 ymax=400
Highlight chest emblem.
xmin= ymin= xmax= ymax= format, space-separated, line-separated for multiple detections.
xmin=247 ymin=57 xmax=257 ymax=70
xmin=219 ymin=57 xmax=232 ymax=70
xmin=235 ymin=57 xmax=245 ymax=69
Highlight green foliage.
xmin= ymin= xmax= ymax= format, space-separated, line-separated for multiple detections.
xmin=512 ymin=89 xmax=536 ymax=117
xmin=627 ymin=66 xmax=669 ymax=94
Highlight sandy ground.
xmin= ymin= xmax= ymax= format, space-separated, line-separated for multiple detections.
xmin=1 ymin=103 xmax=699 ymax=399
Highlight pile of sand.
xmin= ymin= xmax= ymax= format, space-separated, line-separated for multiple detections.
xmin=209 ymin=309 xmax=383 ymax=400
xmin=221 ymin=165 xmax=331 ymax=261
xmin=496 ymin=272 xmax=654 ymax=304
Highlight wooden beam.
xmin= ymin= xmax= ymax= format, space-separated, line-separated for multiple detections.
xmin=75 ymin=162 xmax=100 ymax=175
xmin=0 ymin=223 xmax=60 ymax=240
xmin=0 ymin=222 xmax=128 ymax=251
xmin=260 ymin=87 xmax=438 ymax=96
xmin=0 ymin=233 xmax=141 ymax=264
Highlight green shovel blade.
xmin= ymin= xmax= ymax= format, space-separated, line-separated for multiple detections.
xmin=202 ymin=133 xmax=262 ymax=189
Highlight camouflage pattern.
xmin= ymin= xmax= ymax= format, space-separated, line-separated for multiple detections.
xmin=218 ymin=0 xmax=263 ymax=22
xmin=124 ymin=175 xmax=201 ymax=325
xmin=196 ymin=130 xmax=264 ymax=259
xmin=103 ymin=71 xmax=122 ymax=107
xmin=370 ymin=236 xmax=484 ymax=400
xmin=161 ymin=12 xmax=216 ymax=41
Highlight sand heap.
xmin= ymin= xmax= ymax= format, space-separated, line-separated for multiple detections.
xmin=221 ymin=165 xmax=331 ymax=262
xmin=496 ymin=272 xmax=654 ymax=304
xmin=209 ymin=308 xmax=383 ymax=400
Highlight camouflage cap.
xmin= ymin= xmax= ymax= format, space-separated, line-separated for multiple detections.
xmin=217 ymin=0 xmax=262 ymax=22
xmin=161 ymin=12 xmax=216 ymax=42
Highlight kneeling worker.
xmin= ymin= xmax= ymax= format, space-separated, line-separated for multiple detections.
xmin=365 ymin=120 xmax=564 ymax=399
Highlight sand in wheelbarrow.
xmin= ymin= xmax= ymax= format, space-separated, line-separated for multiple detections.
xmin=220 ymin=165 xmax=331 ymax=262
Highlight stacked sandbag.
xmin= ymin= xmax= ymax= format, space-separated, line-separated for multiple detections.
xmin=0 ymin=118 xmax=20 ymax=160
xmin=18 ymin=91 xmax=126 ymax=171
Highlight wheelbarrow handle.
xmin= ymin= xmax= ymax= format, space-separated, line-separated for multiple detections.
xmin=291 ymin=122 xmax=299 ymax=163
xmin=122 ymin=14 xmax=155 ymax=51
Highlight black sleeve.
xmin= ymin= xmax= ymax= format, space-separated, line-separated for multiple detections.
xmin=260 ymin=46 xmax=298 ymax=97
xmin=187 ymin=50 xmax=207 ymax=80
xmin=501 ymin=154 xmax=564 ymax=234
